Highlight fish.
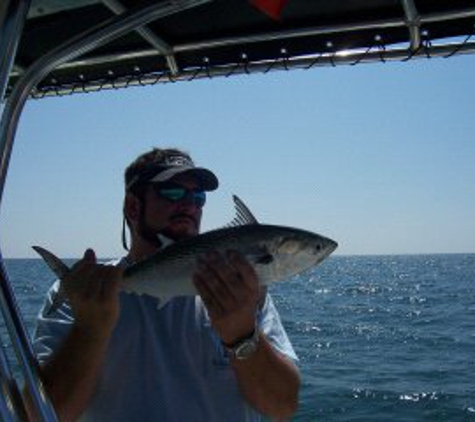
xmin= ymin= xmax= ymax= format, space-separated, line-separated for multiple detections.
xmin=33 ymin=195 xmax=338 ymax=313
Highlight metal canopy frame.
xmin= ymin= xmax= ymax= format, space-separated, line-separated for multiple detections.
xmin=5 ymin=0 xmax=475 ymax=98
xmin=0 ymin=0 xmax=474 ymax=420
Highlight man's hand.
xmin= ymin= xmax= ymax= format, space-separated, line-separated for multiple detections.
xmin=32 ymin=250 xmax=123 ymax=421
xmin=193 ymin=250 xmax=300 ymax=420
xmin=192 ymin=250 xmax=262 ymax=345
xmin=63 ymin=249 xmax=122 ymax=337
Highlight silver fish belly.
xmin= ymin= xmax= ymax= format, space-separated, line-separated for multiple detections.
xmin=121 ymin=223 xmax=337 ymax=302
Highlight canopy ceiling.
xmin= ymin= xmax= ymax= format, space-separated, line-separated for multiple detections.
xmin=7 ymin=0 xmax=475 ymax=97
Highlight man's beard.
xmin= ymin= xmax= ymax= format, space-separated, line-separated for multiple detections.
xmin=137 ymin=210 xmax=198 ymax=248
xmin=137 ymin=214 xmax=163 ymax=248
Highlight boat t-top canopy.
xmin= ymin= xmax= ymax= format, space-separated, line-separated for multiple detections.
xmin=5 ymin=0 xmax=475 ymax=98
xmin=1 ymin=1 xmax=475 ymax=421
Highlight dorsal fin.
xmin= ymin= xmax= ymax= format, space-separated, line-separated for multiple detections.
xmin=225 ymin=195 xmax=260 ymax=228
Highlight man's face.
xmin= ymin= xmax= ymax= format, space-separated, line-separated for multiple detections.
xmin=138 ymin=174 xmax=203 ymax=243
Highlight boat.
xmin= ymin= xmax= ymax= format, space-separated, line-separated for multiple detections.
xmin=1 ymin=0 xmax=474 ymax=420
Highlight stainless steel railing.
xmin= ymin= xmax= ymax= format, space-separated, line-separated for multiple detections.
xmin=0 ymin=1 xmax=56 ymax=418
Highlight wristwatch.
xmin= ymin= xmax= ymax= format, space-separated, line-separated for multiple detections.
xmin=223 ymin=328 xmax=260 ymax=360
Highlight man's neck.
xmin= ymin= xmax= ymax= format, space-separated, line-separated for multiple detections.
xmin=127 ymin=242 xmax=158 ymax=263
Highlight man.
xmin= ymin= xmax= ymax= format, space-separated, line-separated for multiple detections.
xmin=33 ymin=148 xmax=300 ymax=421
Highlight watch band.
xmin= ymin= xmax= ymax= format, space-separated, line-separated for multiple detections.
xmin=223 ymin=328 xmax=260 ymax=360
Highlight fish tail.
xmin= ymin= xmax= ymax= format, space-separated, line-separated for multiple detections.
xmin=32 ymin=246 xmax=70 ymax=279
xmin=33 ymin=246 xmax=70 ymax=315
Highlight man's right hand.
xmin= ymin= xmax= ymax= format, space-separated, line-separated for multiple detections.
xmin=33 ymin=251 xmax=123 ymax=421
xmin=63 ymin=249 xmax=122 ymax=338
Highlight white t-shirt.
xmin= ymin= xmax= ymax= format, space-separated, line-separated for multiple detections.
xmin=34 ymin=259 xmax=298 ymax=422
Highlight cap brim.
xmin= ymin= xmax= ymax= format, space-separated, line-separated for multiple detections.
xmin=149 ymin=166 xmax=219 ymax=191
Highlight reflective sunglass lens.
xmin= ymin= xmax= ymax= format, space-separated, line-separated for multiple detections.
xmin=159 ymin=188 xmax=186 ymax=201
xmin=155 ymin=187 xmax=206 ymax=207
xmin=194 ymin=192 xmax=206 ymax=207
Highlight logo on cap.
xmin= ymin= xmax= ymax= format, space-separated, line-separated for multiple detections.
xmin=164 ymin=155 xmax=194 ymax=167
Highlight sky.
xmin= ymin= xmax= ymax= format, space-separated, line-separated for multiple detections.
xmin=1 ymin=53 xmax=475 ymax=258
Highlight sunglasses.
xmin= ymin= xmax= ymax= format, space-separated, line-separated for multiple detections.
xmin=151 ymin=184 xmax=207 ymax=208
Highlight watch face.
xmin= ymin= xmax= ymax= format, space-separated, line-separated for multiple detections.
xmin=234 ymin=332 xmax=259 ymax=360
xmin=224 ymin=329 xmax=260 ymax=360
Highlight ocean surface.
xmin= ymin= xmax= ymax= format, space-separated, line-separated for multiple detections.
xmin=1 ymin=254 xmax=474 ymax=421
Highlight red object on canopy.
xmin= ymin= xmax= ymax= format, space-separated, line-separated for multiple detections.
xmin=250 ymin=0 xmax=289 ymax=20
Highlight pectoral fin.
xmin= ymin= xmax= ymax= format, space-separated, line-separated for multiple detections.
xmin=254 ymin=253 xmax=274 ymax=265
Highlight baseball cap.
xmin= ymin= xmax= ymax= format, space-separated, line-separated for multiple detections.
xmin=126 ymin=154 xmax=218 ymax=191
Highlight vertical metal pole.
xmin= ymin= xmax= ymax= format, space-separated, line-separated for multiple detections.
xmin=0 ymin=344 xmax=16 ymax=422
xmin=401 ymin=0 xmax=421 ymax=50
xmin=101 ymin=0 xmax=179 ymax=74
xmin=0 ymin=254 xmax=58 ymax=421
xmin=0 ymin=0 xmax=30 ymax=102
xmin=0 ymin=1 xmax=57 ymax=420
xmin=0 ymin=342 xmax=27 ymax=421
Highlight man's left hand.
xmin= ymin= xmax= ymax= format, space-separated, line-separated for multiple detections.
xmin=193 ymin=250 xmax=262 ymax=345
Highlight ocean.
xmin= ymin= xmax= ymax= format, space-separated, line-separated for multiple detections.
xmin=1 ymin=254 xmax=474 ymax=421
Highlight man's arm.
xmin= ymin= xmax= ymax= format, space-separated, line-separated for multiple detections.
xmin=229 ymin=333 xmax=300 ymax=420
xmin=193 ymin=251 xmax=300 ymax=420
xmin=38 ymin=323 xmax=114 ymax=422
xmin=28 ymin=250 xmax=121 ymax=422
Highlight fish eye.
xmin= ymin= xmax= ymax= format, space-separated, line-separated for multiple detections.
xmin=315 ymin=244 xmax=322 ymax=252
